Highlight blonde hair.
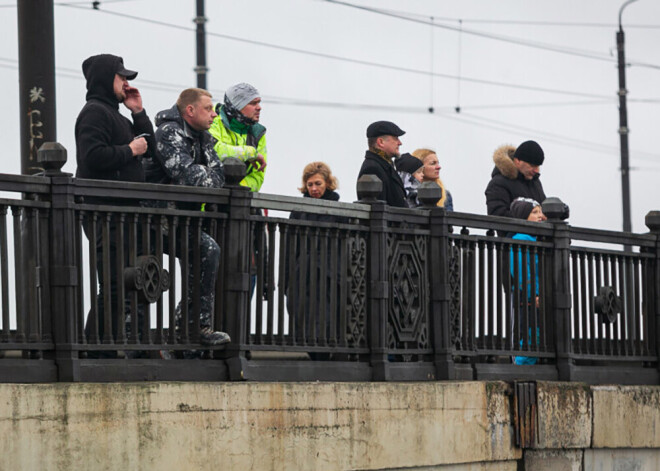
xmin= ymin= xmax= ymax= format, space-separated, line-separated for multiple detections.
xmin=298 ymin=162 xmax=338 ymax=193
xmin=411 ymin=148 xmax=448 ymax=208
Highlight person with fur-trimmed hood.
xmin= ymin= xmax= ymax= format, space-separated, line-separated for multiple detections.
xmin=485 ymin=140 xmax=546 ymax=218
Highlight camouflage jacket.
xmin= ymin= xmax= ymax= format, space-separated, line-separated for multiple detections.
xmin=145 ymin=104 xmax=225 ymax=189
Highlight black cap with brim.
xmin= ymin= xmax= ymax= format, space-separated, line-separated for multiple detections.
xmin=366 ymin=120 xmax=405 ymax=138
xmin=117 ymin=60 xmax=138 ymax=80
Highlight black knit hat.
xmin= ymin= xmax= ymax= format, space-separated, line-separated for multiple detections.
xmin=514 ymin=140 xmax=544 ymax=166
xmin=510 ymin=197 xmax=540 ymax=220
xmin=395 ymin=153 xmax=423 ymax=174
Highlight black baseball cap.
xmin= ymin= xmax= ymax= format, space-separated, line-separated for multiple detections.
xmin=116 ymin=57 xmax=138 ymax=80
xmin=366 ymin=121 xmax=405 ymax=138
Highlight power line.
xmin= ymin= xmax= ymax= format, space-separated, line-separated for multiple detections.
xmin=344 ymin=5 xmax=660 ymax=29
xmin=455 ymin=111 xmax=660 ymax=162
xmin=1 ymin=56 xmax=620 ymax=113
xmin=324 ymin=0 xmax=660 ymax=70
xmin=55 ymin=3 xmax=616 ymax=100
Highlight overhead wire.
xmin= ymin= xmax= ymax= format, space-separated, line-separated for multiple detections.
xmin=324 ymin=0 xmax=660 ymax=70
xmin=55 ymin=3 xmax=617 ymax=101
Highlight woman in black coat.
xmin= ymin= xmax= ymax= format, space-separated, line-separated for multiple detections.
xmin=287 ymin=162 xmax=345 ymax=355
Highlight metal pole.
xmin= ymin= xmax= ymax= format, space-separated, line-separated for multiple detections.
xmin=194 ymin=0 xmax=208 ymax=89
xmin=17 ymin=0 xmax=57 ymax=175
xmin=617 ymin=0 xmax=638 ymax=233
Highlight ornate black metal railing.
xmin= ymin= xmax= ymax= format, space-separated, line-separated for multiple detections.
xmin=0 ymin=142 xmax=657 ymax=384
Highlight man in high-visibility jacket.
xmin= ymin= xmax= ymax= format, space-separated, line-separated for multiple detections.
xmin=209 ymin=83 xmax=267 ymax=192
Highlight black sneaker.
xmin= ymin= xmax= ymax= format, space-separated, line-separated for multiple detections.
xmin=199 ymin=327 xmax=231 ymax=346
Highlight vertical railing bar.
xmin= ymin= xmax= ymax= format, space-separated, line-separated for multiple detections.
xmin=0 ymin=206 xmax=10 ymax=341
xmin=191 ymin=218 xmax=201 ymax=344
xmin=318 ymin=228 xmax=328 ymax=347
xmin=287 ymin=225 xmax=298 ymax=345
xmin=587 ymin=253 xmax=597 ymax=355
xmin=254 ymin=221 xmax=264 ymax=344
xmin=570 ymin=252 xmax=580 ymax=354
xmin=495 ymin=241 xmax=504 ymax=351
xmin=633 ymin=256 xmax=641 ymax=356
xmin=141 ymin=214 xmax=152 ymax=345
xmin=617 ymin=255 xmax=627 ymax=355
xmin=512 ymin=241 xmax=521 ymax=354
xmin=180 ymin=218 xmax=190 ymax=344
xmin=213 ymin=218 xmax=227 ymax=335
xmin=115 ymin=213 xmax=126 ymax=345
xmin=168 ymin=216 xmax=178 ymax=345
xmin=308 ymin=227 xmax=319 ymax=347
xmin=595 ymin=253 xmax=604 ymax=355
xmin=530 ymin=246 xmax=539 ymax=353
xmin=297 ymin=227 xmax=309 ymax=346
xmin=460 ymin=240 xmax=470 ymax=350
xmin=155 ymin=215 xmax=165 ymax=344
xmin=12 ymin=206 xmax=25 ymax=343
xmin=101 ymin=213 xmax=113 ymax=345
xmin=266 ymin=221 xmax=276 ymax=343
xmin=75 ymin=211 xmax=85 ymax=343
xmin=624 ymin=255 xmax=635 ymax=356
xmin=503 ymin=242 xmax=512 ymax=351
xmin=87 ymin=212 xmax=99 ymax=344
xmin=612 ymin=256 xmax=626 ymax=356
xmin=521 ymin=246 xmax=530 ymax=354
xmin=329 ymin=229 xmax=339 ymax=347
xmin=538 ymin=247 xmax=547 ymax=352
xmin=486 ymin=236 xmax=494 ymax=351
xmin=477 ymin=240 xmax=485 ymax=349
xmin=338 ymin=232 xmax=348 ymax=349
xmin=28 ymin=208 xmax=41 ymax=342
xmin=276 ymin=223 xmax=287 ymax=345
xmin=579 ymin=252 xmax=588 ymax=354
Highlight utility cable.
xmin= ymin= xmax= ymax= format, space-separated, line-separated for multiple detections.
xmin=55 ymin=3 xmax=617 ymax=100
xmin=324 ymin=0 xmax=660 ymax=70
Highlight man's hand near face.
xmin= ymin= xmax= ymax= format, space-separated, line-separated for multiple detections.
xmin=123 ymin=85 xmax=143 ymax=114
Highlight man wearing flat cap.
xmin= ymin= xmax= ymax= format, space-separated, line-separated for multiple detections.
xmin=485 ymin=140 xmax=547 ymax=218
xmin=75 ymin=53 xmax=156 ymax=352
xmin=357 ymin=120 xmax=407 ymax=207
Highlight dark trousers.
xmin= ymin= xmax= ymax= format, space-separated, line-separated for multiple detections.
xmin=83 ymin=216 xmax=220 ymax=344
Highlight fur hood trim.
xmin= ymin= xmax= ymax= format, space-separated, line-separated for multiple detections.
xmin=492 ymin=144 xmax=518 ymax=180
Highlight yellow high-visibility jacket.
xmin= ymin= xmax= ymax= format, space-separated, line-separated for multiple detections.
xmin=209 ymin=106 xmax=267 ymax=192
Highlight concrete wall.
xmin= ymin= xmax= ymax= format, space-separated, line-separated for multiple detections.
xmin=0 ymin=381 xmax=658 ymax=470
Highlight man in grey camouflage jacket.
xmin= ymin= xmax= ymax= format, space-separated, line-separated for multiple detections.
xmin=146 ymin=88 xmax=229 ymax=346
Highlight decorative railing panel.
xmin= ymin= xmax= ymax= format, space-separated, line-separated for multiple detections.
xmin=0 ymin=146 xmax=657 ymax=384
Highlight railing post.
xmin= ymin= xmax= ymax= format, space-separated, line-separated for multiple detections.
xmin=420 ymin=182 xmax=455 ymax=380
xmin=644 ymin=211 xmax=660 ymax=382
xmin=357 ymin=175 xmax=390 ymax=381
xmin=38 ymin=142 xmax=80 ymax=381
xmin=542 ymin=197 xmax=573 ymax=381
xmin=219 ymin=158 xmax=250 ymax=380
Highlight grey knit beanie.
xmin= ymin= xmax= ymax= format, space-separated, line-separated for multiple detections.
xmin=224 ymin=83 xmax=260 ymax=111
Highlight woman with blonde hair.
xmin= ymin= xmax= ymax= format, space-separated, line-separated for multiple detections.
xmin=411 ymin=148 xmax=453 ymax=210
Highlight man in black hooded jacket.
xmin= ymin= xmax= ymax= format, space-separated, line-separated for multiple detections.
xmin=75 ymin=54 xmax=155 ymax=194
xmin=75 ymin=54 xmax=155 ymax=352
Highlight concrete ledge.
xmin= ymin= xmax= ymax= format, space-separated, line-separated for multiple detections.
xmin=0 ymin=381 xmax=520 ymax=471
xmin=535 ymin=381 xmax=592 ymax=449
xmin=592 ymin=385 xmax=660 ymax=448
xmin=584 ymin=449 xmax=660 ymax=470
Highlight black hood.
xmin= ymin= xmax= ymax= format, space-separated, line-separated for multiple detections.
xmin=82 ymin=54 xmax=130 ymax=106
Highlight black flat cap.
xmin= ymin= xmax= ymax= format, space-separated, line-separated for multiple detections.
xmin=366 ymin=121 xmax=405 ymax=138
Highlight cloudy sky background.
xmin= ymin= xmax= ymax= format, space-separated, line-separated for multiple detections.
xmin=1 ymin=0 xmax=659 ymax=233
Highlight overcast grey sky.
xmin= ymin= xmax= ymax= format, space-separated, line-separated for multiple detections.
xmin=1 ymin=0 xmax=659 ymax=232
